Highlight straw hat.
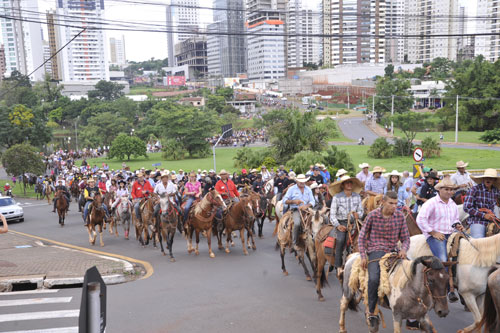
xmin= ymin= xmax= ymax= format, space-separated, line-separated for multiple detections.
xmin=359 ymin=162 xmax=370 ymax=169
xmin=219 ymin=169 xmax=229 ymax=175
xmin=372 ymin=166 xmax=386 ymax=174
xmin=288 ymin=171 xmax=296 ymax=179
xmin=386 ymin=170 xmax=401 ymax=178
xmin=328 ymin=175 xmax=363 ymax=196
xmin=456 ymin=161 xmax=469 ymax=168
xmin=160 ymin=172 xmax=169 ymax=179
xmin=471 ymin=168 xmax=500 ymax=187
xmin=310 ymin=182 xmax=319 ymax=190
xmin=250 ymin=169 xmax=258 ymax=173
xmin=336 ymin=168 xmax=348 ymax=177
xmin=435 ymin=178 xmax=459 ymax=190
xmin=295 ymin=174 xmax=309 ymax=183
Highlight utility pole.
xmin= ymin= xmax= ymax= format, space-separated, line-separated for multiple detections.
xmin=372 ymin=94 xmax=376 ymax=126
xmin=212 ymin=128 xmax=233 ymax=172
xmin=347 ymin=87 xmax=350 ymax=109
xmin=455 ymin=95 xmax=459 ymax=143
xmin=391 ymin=95 xmax=394 ymax=136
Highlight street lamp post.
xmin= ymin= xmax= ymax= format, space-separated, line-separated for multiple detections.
xmin=212 ymin=128 xmax=233 ymax=172
xmin=75 ymin=116 xmax=79 ymax=151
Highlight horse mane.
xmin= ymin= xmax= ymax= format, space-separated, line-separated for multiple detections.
xmin=411 ymin=256 xmax=444 ymax=275
xmin=459 ymin=232 xmax=500 ymax=267
xmin=194 ymin=191 xmax=213 ymax=215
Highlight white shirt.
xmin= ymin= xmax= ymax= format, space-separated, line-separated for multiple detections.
xmin=154 ymin=181 xmax=176 ymax=203
xmin=356 ymin=170 xmax=372 ymax=183
xmin=261 ymin=170 xmax=272 ymax=182
xmin=451 ymin=171 xmax=473 ymax=187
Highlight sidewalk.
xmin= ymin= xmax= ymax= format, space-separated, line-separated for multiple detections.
xmin=0 ymin=232 xmax=142 ymax=292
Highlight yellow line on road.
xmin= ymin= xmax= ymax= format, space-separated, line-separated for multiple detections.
xmin=9 ymin=230 xmax=154 ymax=280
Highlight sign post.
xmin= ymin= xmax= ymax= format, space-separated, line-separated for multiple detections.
xmin=413 ymin=164 xmax=424 ymax=179
xmin=79 ymin=266 xmax=106 ymax=333
xmin=413 ymin=147 xmax=424 ymax=163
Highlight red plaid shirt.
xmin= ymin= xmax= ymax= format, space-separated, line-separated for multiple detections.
xmin=464 ymin=183 xmax=500 ymax=226
xmin=358 ymin=207 xmax=410 ymax=260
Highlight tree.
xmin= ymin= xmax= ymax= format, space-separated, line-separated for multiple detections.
xmin=286 ymin=150 xmax=325 ymax=174
xmin=215 ymin=87 xmax=234 ymax=100
xmin=321 ymin=146 xmax=355 ymax=175
xmin=1 ymin=144 xmax=44 ymax=195
xmin=368 ymin=138 xmax=393 ymax=159
xmin=420 ymin=136 xmax=441 ymax=157
xmin=370 ymin=67 xmax=413 ymax=119
xmin=9 ymin=105 xmax=34 ymax=128
xmin=80 ymin=112 xmax=130 ymax=147
xmin=108 ymin=134 xmax=147 ymax=160
xmin=206 ymin=95 xmax=226 ymax=114
xmin=480 ymin=129 xmax=500 ymax=143
xmin=391 ymin=112 xmax=432 ymax=156
xmin=162 ymin=138 xmax=187 ymax=160
xmin=88 ymin=80 xmax=125 ymax=101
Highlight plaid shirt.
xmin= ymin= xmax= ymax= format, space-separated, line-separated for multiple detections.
xmin=364 ymin=176 xmax=387 ymax=194
xmin=464 ymin=183 xmax=500 ymax=226
xmin=358 ymin=207 xmax=410 ymax=260
xmin=329 ymin=192 xmax=364 ymax=227
xmin=416 ymin=195 xmax=460 ymax=238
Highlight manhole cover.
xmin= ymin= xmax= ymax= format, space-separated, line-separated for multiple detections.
xmin=0 ymin=260 xmax=17 ymax=267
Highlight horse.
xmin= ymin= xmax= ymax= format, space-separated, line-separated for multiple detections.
xmin=103 ymin=192 xmax=117 ymax=236
xmin=239 ymin=189 xmax=261 ymax=247
xmin=185 ymin=190 xmax=226 ymax=258
xmin=408 ymin=232 xmax=500 ymax=333
xmin=219 ymin=196 xmax=255 ymax=255
xmin=362 ymin=194 xmax=383 ymax=215
xmin=339 ymin=254 xmax=450 ymax=333
xmin=478 ymin=265 xmax=500 ymax=333
xmin=34 ymin=183 xmax=43 ymax=200
xmin=157 ymin=194 xmax=181 ymax=261
xmin=44 ymin=183 xmax=53 ymax=205
xmin=134 ymin=194 xmax=159 ymax=247
xmin=115 ymin=195 xmax=132 ymax=240
xmin=70 ymin=180 xmax=80 ymax=203
xmin=400 ymin=206 xmax=422 ymax=236
xmin=86 ymin=193 xmax=106 ymax=247
xmin=54 ymin=189 xmax=68 ymax=227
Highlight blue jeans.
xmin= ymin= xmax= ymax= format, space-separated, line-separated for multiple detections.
xmin=470 ymin=223 xmax=486 ymax=239
xmin=183 ymin=196 xmax=195 ymax=221
xmin=134 ymin=201 xmax=141 ymax=220
xmin=368 ymin=251 xmax=386 ymax=313
xmin=426 ymin=234 xmax=450 ymax=263
xmin=84 ymin=201 xmax=109 ymax=224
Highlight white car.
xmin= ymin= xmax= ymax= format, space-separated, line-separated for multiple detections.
xmin=0 ymin=196 xmax=24 ymax=222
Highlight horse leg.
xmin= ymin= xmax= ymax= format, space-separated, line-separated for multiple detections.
xmin=316 ymin=248 xmax=326 ymax=301
xmin=87 ymin=225 xmax=94 ymax=245
xmin=158 ymin=224 xmax=165 ymax=256
xmin=280 ymin=246 xmax=288 ymax=276
xmin=98 ymin=224 xmax=104 ymax=247
xmin=418 ymin=314 xmax=435 ymax=333
xmin=225 ymin=227 xmax=231 ymax=253
xmin=186 ymin=225 xmax=193 ymax=253
xmin=258 ymin=217 xmax=264 ymax=238
xmin=168 ymin=229 xmax=175 ymax=262
xmin=460 ymin=292 xmax=483 ymax=333
xmin=194 ymin=230 xmax=200 ymax=255
xmin=217 ymin=222 xmax=224 ymax=250
xmin=339 ymin=295 xmax=350 ymax=333
xmin=392 ymin=314 xmax=402 ymax=333
xmin=207 ymin=228 xmax=215 ymax=258
xmin=249 ymin=227 xmax=257 ymax=250
xmin=240 ymin=228 xmax=248 ymax=255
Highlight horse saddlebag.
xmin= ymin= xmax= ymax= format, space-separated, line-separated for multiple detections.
xmin=323 ymin=236 xmax=335 ymax=255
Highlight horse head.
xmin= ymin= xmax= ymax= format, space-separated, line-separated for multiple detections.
xmin=241 ymin=197 xmax=255 ymax=222
xmin=209 ymin=190 xmax=226 ymax=209
xmin=411 ymin=256 xmax=449 ymax=318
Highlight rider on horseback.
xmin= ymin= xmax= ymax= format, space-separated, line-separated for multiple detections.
xmin=450 ymin=161 xmax=474 ymax=201
xmin=131 ymin=172 xmax=154 ymax=221
xmin=83 ymin=178 xmax=110 ymax=225
xmin=182 ymin=172 xmax=201 ymax=223
xmin=214 ymin=169 xmax=239 ymax=221
xmin=52 ymin=178 xmax=70 ymax=213
xmin=153 ymin=172 xmax=178 ymax=219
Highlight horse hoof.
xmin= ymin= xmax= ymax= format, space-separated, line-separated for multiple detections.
xmin=243 ymin=251 xmax=248 ymax=256
xmin=319 ymin=297 xmax=325 ymax=302
xmin=195 ymin=250 xmax=199 ymax=255
xmin=100 ymin=244 xmax=104 ymax=247
xmin=170 ymin=258 xmax=176 ymax=262
xmin=209 ymin=252 xmax=215 ymax=258
xmin=306 ymin=276 xmax=312 ymax=281
xmin=188 ymin=249 xmax=193 ymax=254
xmin=252 ymin=246 xmax=256 ymax=250
xmin=162 ymin=252 xmax=166 ymax=256
xmin=225 ymin=249 xmax=230 ymax=253
xmin=283 ymin=271 xmax=288 ymax=276
xmin=259 ymin=235 xmax=263 ymax=239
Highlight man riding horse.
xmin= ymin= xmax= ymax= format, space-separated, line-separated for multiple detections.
xmin=52 ymin=178 xmax=70 ymax=213
xmin=153 ymin=172 xmax=179 ymax=220
xmin=131 ymin=172 xmax=154 ymax=221
xmin=83 ymin=178 xmax=110 ymax=225
xmin=214 ymin=169 xmax=239 ymax=221
xmin=451 ymin=160 xmax=475 ymax=203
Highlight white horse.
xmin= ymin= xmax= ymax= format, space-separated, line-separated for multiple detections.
xmin=408 ymin=232 xmax=500 ymax=333
xmin=116 ymin=195 xmax=133 ymax=239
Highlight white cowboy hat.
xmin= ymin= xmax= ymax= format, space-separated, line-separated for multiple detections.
xmin=359 ymin=162 xmax=370 ymax=169
xmin=456 ymin=161 xmax=469 ymax=168
xmin=218 ymin=169 xmax=229 ymax=175
xmin=386 ymin=170 xmax=401 ymax=178
xmin=372 ymin=166 xmax=386 ymax=174
xmin=250 ymin=169 xmax=258 ymax=173
xmin=471 ymin=168 xmax=500 ymax=187
xmin=295 ymin=174 xmax=309 ymax=183
xmin=288 ymin=171 xmax=296 ymax=179
xmin=336 ymin=168 xmax=348 ymax=177
xmin=310 ymin=182 xmax=319 ymax=190
xmin=160 ymin=172 xmax=169 ymax=178
xmin=435 ymin=178 xmax=459 ymax=190
xmin=329 ymin=175 xmax=363 ymax=196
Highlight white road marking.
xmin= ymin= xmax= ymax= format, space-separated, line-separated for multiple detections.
xmin=19 ymin=203 xmax=50 ymax=208
xmin=0 ymin=297 xmax=72 ymax=307
xmin=0 ymin=310 xmax=79 ymax=322
xmin=1 ymin=289 xmax=59 ymax=296
xmin=2 ymin=327 xmax=78 ymax=333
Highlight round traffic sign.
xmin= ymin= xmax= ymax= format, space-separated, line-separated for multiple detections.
xmin=413 ymin=148 xmax=424 ymax=162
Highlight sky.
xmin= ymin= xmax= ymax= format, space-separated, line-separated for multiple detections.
xmin=7 ymin=0 xmax=479 ymax=63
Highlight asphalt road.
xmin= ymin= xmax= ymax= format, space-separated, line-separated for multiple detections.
xmin=336 ymin=118 xmax=379 ymax=145
xmin=2 ymin=198 xmax=477 ymax=333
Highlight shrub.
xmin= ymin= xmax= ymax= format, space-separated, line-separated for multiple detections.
xmin=233 ymin=147 xmax=273 ymax=169
xmin=322 ymin=146 xmax=355 ymax=175
xmin=421 ymin=136 xmax=441 ymax=157
xmin=368 ymin=137 xmax=393 ymax=159
xmin=162 ymin=139 xmax=187 ymax=160
xmin=392 ymin=137 xmax=414 ymax=157
xmin=286 ymin=150 xmax=325 ymax=174
xmin=480 ymin=128 xmax=500 ymax=143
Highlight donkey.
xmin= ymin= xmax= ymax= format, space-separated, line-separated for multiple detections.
xmin=408 ymin=232 xmax=500 ymax=333
xmin=478 ymin=265 xmax=500 ymax=333
xmin=220 ymin=196 xmax=255 ymax=255
xmin=339 ymin=254 xmax=449 ymax=333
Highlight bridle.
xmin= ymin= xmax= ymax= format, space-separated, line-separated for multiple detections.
xmin=418 ymin=267 xmax=447 ymax=311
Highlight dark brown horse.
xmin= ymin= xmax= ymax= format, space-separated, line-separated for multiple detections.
xmin=70 ymin=180 xmax=80 ymax=203
xmin=157 ymin=194 xmax=181 ymax=261
xmin=55 ymin=189 xmax=68 ymax=227
xmin=134 ymin=194 xmax=159 ymax=247
xmin=219 ymin=196 xmax=255 ymax=255
xmin=87 ymin=193 xmax=106 ymax=247
xmin=185 ymin=190 xmax=226 ymax=258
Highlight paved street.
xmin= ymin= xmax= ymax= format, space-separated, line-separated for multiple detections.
xmin=1 ymin=198 xmax=476 ymax=332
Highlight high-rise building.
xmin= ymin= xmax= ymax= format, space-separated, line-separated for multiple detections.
xmin=109 ymin=36 xmax=126 ymax=66
xmin=287 ymin=0 xmax=322 ymax=68
xmin=207 ymin=0 xmax=246 ymax=77
xmin=56 ymin=0 xmax=109 ymax=82
xmin=42 ymin=41 xmax=52 ymax=78
xmin=174 ymin=36 xmax=208 ymax=79
xmin=166 ymin=0 xmax=200 ymax=67
xmin=0 ymin=44 xmax=6 ymax=81
xmin=46 ymin=10 xmax=62 ymax=81
xmin=246 ymin=0 xmax=287 ymax=81
xmin=0 ymin=0 xmax=44 ymax=81
xmin=385 ymin=0 xmax=405 ymax=63
xmin=405 ymin=0 xmax=459 ymax=63
xmin=475 ymin=0 xmax=489 ymax=59
xmin=323 ymin=0 xmax=386 ymax=66
xmin=489 ymin=0 xmax=500 ymax=61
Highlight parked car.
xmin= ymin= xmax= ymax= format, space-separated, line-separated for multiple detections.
xmin=0 ymin=196 xmax=24 ymax=222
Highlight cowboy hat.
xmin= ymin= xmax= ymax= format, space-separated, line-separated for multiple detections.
xmin=295 ymin=174 xmax=309 ymax=183
xmin=435 ymin=178 xmax=458 ymax=190
xmin=218 ymin=169 xmax=229 ymax=175
xmin=336 ymin=168 xmax=348 ymax=177
xmin=372 ymin=166 xmax=386 ymax=174
xmin=456 ymin=161 xmax=469 ymax=168
xmin=328 ymin=175 xmax=363 ymax=196
xmin=310 ymin=182 xmax=319 ymax=190
xmin=171 ymin=174 xmax=177 ymax=180
xmin=137 ymin=172 xmax=144 ymax=177
xmin=359 ymin=162 xmax=370 ymax=169
xmin=160 ymin=172 xmax=169 ymax=178
xmin=288 ymin=171 xmax=296 ymax=179
xmin=386 ymin=170 xmax=401 ymax=178
xmin=471 ymin=168 xmax=500 ymax=187
xmin=426 ymin=171 xmax=440 ymax=180
xmin=250 ymin=169 xmax=258 ymax=173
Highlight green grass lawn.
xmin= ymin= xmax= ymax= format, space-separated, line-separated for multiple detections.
xmin=0 ymin=180 xmax=38 ymax=199
xmin=127 ymin=87 xmax=174 ymax=95
xmin=392 ymin=129 xmax=485 ymax=144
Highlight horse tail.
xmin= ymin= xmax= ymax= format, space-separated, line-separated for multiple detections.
xmin=478 ymin=266 xmax=499 ymax=332
xmin=347 ymin=297 xmax=358 ymax=312
xmin=318 ymin=265 xmax=329 ymax=289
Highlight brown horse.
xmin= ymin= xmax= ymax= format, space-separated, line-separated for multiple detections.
xmin=70 ymin=180 xmax=80 ymax=203
xmin=478 ymin=265 xmax=500 ymax=333
xmin=401 ymin=206 xmax=422 ymax=236
xmin=87 ymin=193 xmax=106 ymax=247
xmin=219 ymin=196 xmax=255 ymax=255
xmin=55 ymin=189 xmax=68 ymax=227
xmin=157 ymin=194 xmax=181 ymax=261
xmin=134 ymin=194 xmax=159 ymax=247
xmin=103 ymin=191 xmax=117 ymax=236
xmin=44 ymin=183 xmax=53 ymax=205
xmin=362 ymin=194 xmax=383 ymax=215
xmin=185 ymin=190 xmax=226 ymax=258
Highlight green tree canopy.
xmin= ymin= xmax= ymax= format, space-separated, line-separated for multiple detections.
xmin=1 ymin=144 xmax=44 ymax=194
xmin=391 ymin=111 xmax=432 ymax=155
xmin=88 ymin=80 xmax=125 ymax=101
xmin=80 ymin=112 xmax=130 ymax=147
xmin=206 ymin=95 xmax=226 ymax=114
xmin=370 ymin=67 xmax=413 ymax=119
xmin=108 ymin=133 xmax=147 ymax=160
